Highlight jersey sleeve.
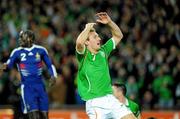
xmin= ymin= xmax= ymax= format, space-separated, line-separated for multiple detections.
xmin=6 ymin=49 xmax=18 ymax=69
xmin=76 ymin=46 xmax=87 ymax=63
xmin=101 ymin=38 xmax=116 ymax=57
xmin=42 ymin=48 xmax=57 ymax=78
xmin=76 ymin=47 xmax=87 ymax=70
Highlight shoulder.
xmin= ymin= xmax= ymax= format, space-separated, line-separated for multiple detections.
xmin=128 ymin=99 xmax=139 ymax=108
xmin=33 ymin=44 xmax=48 ymax=54
xmin=76 ymin=48 xmax=88 ymax=61
xmin=101 ymin=38 xmax=116 ymax=49
xmin=33 ymin=44 xmax=47 ymax=50
xmin=10 ymin=47 xmax=23 ymax=57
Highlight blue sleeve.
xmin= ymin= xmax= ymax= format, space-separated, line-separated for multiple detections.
xmin=6 ymin=49 xmax=18 ymax=69
xmin=41 ymin=48 xmax=57 ymax=78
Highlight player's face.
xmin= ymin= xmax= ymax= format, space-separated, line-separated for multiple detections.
xmin=18 ymin=31 xmax=34 ymax=47
xmin=112 ymin=86 xmax=123 ymax=98
xmin=87 ymin=32 xmax=101 ymax=51
xmin=19 ymin=36 xmax=28 ymax=47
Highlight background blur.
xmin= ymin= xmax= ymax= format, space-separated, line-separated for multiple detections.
xmin=0 ymin=0 xmax=180 ymax=118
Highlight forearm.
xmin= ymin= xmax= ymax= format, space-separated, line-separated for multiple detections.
xmin=76 ymin=23 xmax=96 ymax=53
xmin=49 ymin=64 xmax=57 ymax=78
xmin=107 ymin=20 xmax=123 ymax=45
xmin=76 ymin=28 xmax=90 ymax=46
xmin=43 ymin=56 xmax=57 ymax=79
xmin=76 ymin=28 xmax=91 ymax=53
xmin=48 ymin=65 xmax=57 ymax=87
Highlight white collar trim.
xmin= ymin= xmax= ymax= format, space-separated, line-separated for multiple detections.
xmin=23 ymin=44 xmax=35 ymax=51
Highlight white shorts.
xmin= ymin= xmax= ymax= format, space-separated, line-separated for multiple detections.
xmin=86 ymin=94 xmax=132 ymax=119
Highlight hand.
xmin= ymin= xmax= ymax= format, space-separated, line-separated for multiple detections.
xmin=85 ymin=23 xmax=96 ymax=31
xmin=49 ymin=76 xmax=56 ymax=87
xmin=0 ymin=63 xmax=7 ymax=71
xmin=96 ymin=12 xmax=112 ymax=24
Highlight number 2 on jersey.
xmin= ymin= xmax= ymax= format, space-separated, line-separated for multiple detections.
xmin=21 ymin=53 xmax=27 ymax=61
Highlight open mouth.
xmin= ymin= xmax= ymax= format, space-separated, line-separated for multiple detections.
xmin=97 ymin=42 xmax=101 ymax=46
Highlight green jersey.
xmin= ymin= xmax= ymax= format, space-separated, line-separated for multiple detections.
xmin=125 ymin=98 xmax=140 ymax=117
xmin=76 ymin=38 xmax=115 ymax=101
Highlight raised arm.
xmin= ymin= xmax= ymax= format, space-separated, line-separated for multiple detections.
xmin=96 ymin=12 xmax=123 ymax=46
xmin=76 ymin=23 xmax=96 ymax=54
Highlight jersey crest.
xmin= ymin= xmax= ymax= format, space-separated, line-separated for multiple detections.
xmin=35 ymin=52 xmax=41 ymax=61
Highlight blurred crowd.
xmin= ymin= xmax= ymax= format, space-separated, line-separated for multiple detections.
xmin=0 ymin=0 xmax=179 ymax=110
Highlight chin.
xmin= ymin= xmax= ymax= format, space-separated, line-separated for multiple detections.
xmin=97 ymin=45 xmax=101 ymax=49
xmin=97 ymin=47 xmax=100 ymax=51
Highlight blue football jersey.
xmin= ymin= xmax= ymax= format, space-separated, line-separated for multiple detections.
xmin=6 ymin=44 xmax=57 ymax=85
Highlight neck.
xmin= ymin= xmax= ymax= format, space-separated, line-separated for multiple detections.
xmin=118 ymin=96 xmax=126 ymax=104
xmin=25 ymin=44 xmax=32 ymax=48
xmin=27 ymin=44 xmax=33 ymax=48
xmin=87 ymin=47 xmax=98 ymax=54
xmin=22 ymin=44 xmax=33 ymax=48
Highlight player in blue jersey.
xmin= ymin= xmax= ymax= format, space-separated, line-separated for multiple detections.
xmin=0 ymin=30 xmax=57 ymax=119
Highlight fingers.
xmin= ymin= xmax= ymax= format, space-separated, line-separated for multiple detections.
xmin=49 ymin=76 xmax=57 ymax=87
xmin=85 ymin=12 xmax=110 ymax=26
xmin=85 ymin=23 xmax=96 ymax=30
xmin=96 ymin=12 xmax=107 ymax=17
xmin=0 ymin=63 xmax=7 ymax=71
xmin=96 ymin=12 xmax=108 ymax=19
xmin=95 ymin=12 xmax=111 ymax=24
xmin=86 ymin=23 xmax=96 ymax=27
xmin=49 ymin=79 xmax=56 ymax=87
xmin=96 ymin=19 xmax=103 ymax=23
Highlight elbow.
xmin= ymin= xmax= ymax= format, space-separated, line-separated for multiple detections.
xmin=114 ymin=32 xmax=123 ymax=40
xmin=76 ymin=40 xmax=82 ymax=46
xmin=76 ymin=38 xmax=84 ymax=46
xmin=119 ymin=33 xmax=123 ymax=39
xmin=119 ymin=31 xmax=123 ymax=39
xmin=76 ymin=38 xmax=86 ymax=48
xmin=76 ymin=41 xmax=84 ymax=49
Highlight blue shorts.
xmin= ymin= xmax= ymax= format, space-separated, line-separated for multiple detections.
xmin=20 ymin=84 xmax=48 ymax=114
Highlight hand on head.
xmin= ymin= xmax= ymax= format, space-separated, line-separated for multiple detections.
xmin=85 ymin=23 xmax=96 ymax=31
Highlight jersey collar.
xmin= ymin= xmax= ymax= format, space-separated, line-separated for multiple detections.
xmin=22 ymin=44 xmax=35 ymax=51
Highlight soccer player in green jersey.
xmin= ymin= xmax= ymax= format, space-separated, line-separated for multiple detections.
xmin=76 ymin=12 xmax=136 ymax=119
xmin=112 ymin=83 xmax=141 ymax=119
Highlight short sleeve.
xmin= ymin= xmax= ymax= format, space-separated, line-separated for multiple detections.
xmin=76 ymin=47 xmax=87 ymax=63
xmin=101 ymin=38 xmax=116 ymax=57
xmin=76 ymin=47 xmax=88 ymax=71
